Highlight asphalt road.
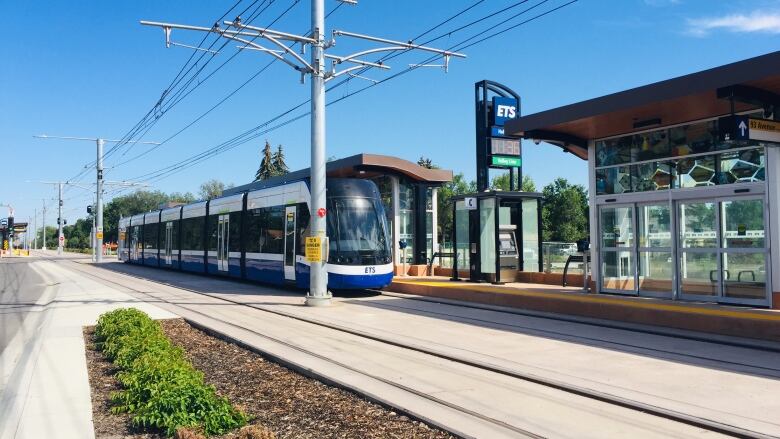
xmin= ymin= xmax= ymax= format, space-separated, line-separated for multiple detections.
xmin=0 ymin=257 xmax=49 ymax=354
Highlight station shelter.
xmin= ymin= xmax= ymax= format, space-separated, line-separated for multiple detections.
xmin=225 ymin=153 xmax=453 ymax=273
xmin=505 ymin=50 xmax=780 ymax=308
xmin=451 ymin=191 xmax=543 ymax=284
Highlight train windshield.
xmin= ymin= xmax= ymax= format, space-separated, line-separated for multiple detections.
xmin=328 ymin=197 xmax=391 ymax=265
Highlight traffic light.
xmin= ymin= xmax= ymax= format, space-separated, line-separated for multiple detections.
xmin=7 ymin=217 xmax=13 ymax=238
xmin=87 ymin=205 xmax=93 ymax=214
xmin=59 ymin=199 xmax=63 ymax=207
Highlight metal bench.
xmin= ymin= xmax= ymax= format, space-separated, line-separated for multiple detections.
xmin=427 ymin=252 xmax=457 ymax=276
xmin=562 ymin=254 xmax=584 ymax=287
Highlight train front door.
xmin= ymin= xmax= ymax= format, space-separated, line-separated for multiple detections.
xmin=283 ymin=206 xmax=296 ymax=281
xmin=217 ymin=214 xmax=229 ymax=271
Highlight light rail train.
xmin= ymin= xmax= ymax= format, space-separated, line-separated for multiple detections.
xmin=117 ymin=178 xmax=394 ymax=290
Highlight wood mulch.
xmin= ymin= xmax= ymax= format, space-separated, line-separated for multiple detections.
xmin=83 ymin=319 xmax=454 ymax=439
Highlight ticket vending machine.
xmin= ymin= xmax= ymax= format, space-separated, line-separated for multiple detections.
xmin=452 ymin=191 xmax=543 ymax=284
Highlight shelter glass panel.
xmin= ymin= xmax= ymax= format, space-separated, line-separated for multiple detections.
xmin=670 ymin=120 xmax=718 ymax=156
xmin=677 ymin=155 xmax=716 ymax=188
xmin=479 ymin=198 xmax=496 ymax=274
xmin=638 ymin=251 xmax=673 ymax=293
xmin=600 ymin=206 xmax=633 ymax=248
xmin=455 ymin=201 xmax=470 ymax=271
xmin=718 ymin=148 xmax=765 ymax=184
xmin=596 ymin=166 xmax=632 ymax=195
xmin=521 ymin=199 xmax=539 ymax=271
xmin=638 ymin=204 xmax=671 ymax=248
xmin=601 ymin=250 xmax=635 ymax=291
xmin=722 ymin=253 xmax=767 ymax=300
xmin=679 ymin=201 xmax=717 ymax=248
xmin=399 ymin=179 xmax=415 ymax=263
xmin=680 ymin=252 xmax=718 ymax=296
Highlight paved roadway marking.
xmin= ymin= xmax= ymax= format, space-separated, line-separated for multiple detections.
xmin=0 ymin=258 xmax=49 ymax=354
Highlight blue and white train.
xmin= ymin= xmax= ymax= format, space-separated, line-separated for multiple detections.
xmin=118 ymin=178 xmax=394 ymax=290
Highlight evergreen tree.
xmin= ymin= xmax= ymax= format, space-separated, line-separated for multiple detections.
xmin=272 ymin=144 xmax=289 ymax=176
xmin=255 ymin=140 xmax=275 ymax=181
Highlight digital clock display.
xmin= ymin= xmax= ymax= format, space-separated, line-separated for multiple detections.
xmin=490 ymin=138 xmax=521 ymax=156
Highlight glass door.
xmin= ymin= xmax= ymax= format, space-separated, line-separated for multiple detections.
xmin=677 ymin=200 xmax=719 ymax=300
xmin=677 ymin=196 xmax=769 ymax=305
xmin=720 ymin=197 xmax=768 ymax=304
xmin=637 ymin=203 xmax=673 ymax=297
xmin=283 ymin=206 xmax=296 ymax=281
xmin=599 ymin=205 xmax=635 ymax=294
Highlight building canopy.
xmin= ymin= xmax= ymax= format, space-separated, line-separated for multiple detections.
xmin=504 ymin=51 xmax=780 ymax=160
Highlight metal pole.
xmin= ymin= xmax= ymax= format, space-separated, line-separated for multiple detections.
xmin=42 ymin=200 xmax=46 ymax=251
xmin=33 ymin=208 xmax=37 ymax=250
xmin=305 ymin=0 xmax=331 ymax=307
xmin=96 ymin=138 xmax=104 ymax=262
xmin=57 ymin=182 xmax=63 ymax=255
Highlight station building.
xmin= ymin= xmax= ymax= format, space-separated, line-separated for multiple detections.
xmin=505 ymin=51 xmax=780 ymax=308
xmin=225 ymin=153 xmax=453 ymax=271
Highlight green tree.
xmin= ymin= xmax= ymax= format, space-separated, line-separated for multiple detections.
xmin=255 ymin=140 xmax=275 ymax=181
xmin=199 ymin=179 xmax=226 ymax=201
xmin=541 ymin=178 xmax=589 ymax=242
xmin=490 ymin=173 xmax=536 ymax=192
xmin=437 ymin=172 xmax=477 ymax=244
xmin=271 ymin=145 xmax=289 ymax=176
xmin=102 ymin=190 xmax=171 ymax=243
xmin=417 ymin=156 xmax=435 ymax=169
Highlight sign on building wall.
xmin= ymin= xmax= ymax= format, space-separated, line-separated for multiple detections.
xmin=720 ymin=115 xmax=780 ymax=143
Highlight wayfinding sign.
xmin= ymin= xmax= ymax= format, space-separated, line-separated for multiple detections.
xmin=720 ymin=115 xmax=780 ymax=143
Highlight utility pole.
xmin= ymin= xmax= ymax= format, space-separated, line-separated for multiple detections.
xmin=141 ymin=0 xmax=465 ymax=306
xmin=33 ymin=208 xmax=37 ymax=250
xmin=41 ymin=200 xmax=46 ymax=251
xmin=58 ymin=182 xmax=63 ymax=254
xmin=34 ymin=135 xmax=160 ymax=262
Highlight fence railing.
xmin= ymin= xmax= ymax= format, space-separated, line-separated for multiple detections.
xmin=429 ymin=242 xmax=586 ymax=275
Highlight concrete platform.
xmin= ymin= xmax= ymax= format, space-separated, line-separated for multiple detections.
xmin=78 ymin=261 xmax=780 ymax=437
xmin=387 ymin=277 xmax=780 ymax=342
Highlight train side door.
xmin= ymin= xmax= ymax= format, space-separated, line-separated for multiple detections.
xmin=283 ymin=206 xmax=296 ymax=281
xmin=217 ymin=214 xmax=229 ymax=271
xmin=164 ymin=222 xmax=173 ymax=265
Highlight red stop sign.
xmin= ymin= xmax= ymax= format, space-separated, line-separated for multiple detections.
xmin=317 ymin=207 xmax=326 ymax=218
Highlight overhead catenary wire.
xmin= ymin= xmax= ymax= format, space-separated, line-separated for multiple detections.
xmin=118 ymin=0 xmax=578 ymax=186
xmin=55 ymin=0 xmax=272 ymax=198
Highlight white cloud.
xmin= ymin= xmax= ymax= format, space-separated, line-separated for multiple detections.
xmin=687 ymin=11 xmax=780 ymax=36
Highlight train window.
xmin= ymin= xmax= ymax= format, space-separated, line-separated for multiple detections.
xmin=229 ymin=211 xmax=241 ymax=252
xmin=170 ymin=220 xmax=180 ymax=251
xmin=245 ymin=206 xmax=284 ymax=254
xmin=207 ymin=215 xmax=219 ymax=252
xmin=264 ymin=206 xmax=284 ymax=254
xmin=143 ymin=223 xmax=159 ymax=250
xmin=245 ymin=209 xmax=262 ymax=253
xmin=182 ymin=217 xmax=204 ymax=251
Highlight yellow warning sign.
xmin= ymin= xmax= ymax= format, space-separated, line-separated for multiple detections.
xmin=96 ymin=232 xmax=104 ymax=240
xmin=305 ymin=236 xmax=322 ymax=262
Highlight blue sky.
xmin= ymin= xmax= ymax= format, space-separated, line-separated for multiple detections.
xmin=2 ymin=0 xmax=779 ymax=226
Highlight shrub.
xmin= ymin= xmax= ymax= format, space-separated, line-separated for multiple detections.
xmin=95 ymin=308 xmax=248 ymax=436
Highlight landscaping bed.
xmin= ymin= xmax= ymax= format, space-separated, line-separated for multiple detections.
xmin=84 ymin=313 xmax=454 ymax=438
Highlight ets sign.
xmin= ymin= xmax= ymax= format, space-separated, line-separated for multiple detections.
xmin=492 ymin=96 xmax=518 ymax=127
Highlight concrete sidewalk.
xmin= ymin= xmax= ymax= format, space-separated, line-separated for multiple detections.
xmin=0 ymin=258 xmax=174 ymax=439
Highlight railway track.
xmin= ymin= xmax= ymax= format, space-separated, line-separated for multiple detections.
xmin=48 ymin=256 xmax=775 ymax=438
